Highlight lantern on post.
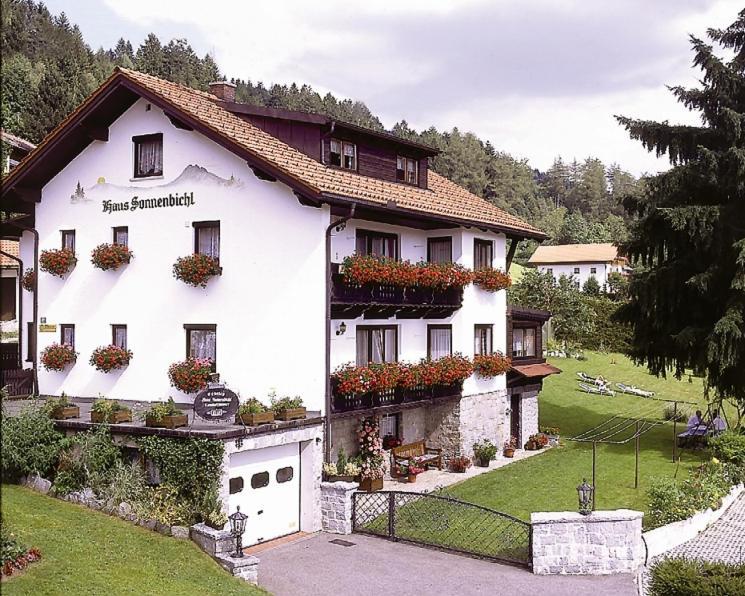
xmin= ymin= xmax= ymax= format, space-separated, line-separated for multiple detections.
xmin=228 ymin=506 xmax=248 ymax=557
xmin=577 ymin=478 xmax=594 ymax=515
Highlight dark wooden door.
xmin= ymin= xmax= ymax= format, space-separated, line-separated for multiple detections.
xmin=510 ymin=394 xmax=521 ymax=444
xmin=0 ymin=277 xmax=16 ymax=321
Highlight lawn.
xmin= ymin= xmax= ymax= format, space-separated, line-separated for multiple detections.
xmin=1 ymin=484 xmax=264 ymax=596
xmin=448 ymin=351 xmax=719 ymax=526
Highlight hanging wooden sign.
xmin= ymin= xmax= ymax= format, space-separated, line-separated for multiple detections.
xmin=194 ymin=383 xmax=239 ymax=421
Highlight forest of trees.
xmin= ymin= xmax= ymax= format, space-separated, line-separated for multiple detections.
xmin=1 ymin=0 xmax=643 ymax=259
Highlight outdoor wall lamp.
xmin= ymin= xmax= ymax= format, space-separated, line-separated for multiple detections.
xmin=336 ymin=322 xmax=347 ymax=336
xmin=577 ymin=478 xmax=594 ymax=515
xmin=228 ymin=507 xmax=248 ymax=558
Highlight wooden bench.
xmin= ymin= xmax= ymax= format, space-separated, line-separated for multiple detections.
xmin=391 ymin=440 xmax=442 ymax=471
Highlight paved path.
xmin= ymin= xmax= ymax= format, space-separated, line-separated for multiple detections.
xmin=663 ymin=492 xmax=745 ymax=565
xmin=258 ymin=532 xmax=637 ymax=596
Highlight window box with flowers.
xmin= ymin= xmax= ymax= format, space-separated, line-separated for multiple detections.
xmin=142 ymin=397 xmax=188 ymax=429
xmin=472 ymin=268 xmax=511 ymax=292
xmin=473 ymin=352 xmax=511 ymax=378
xmin=90 ymin=243 xmax=133 ymax=271
xmin=40 ymin=343 xmax=77 ymax=372
xmin=322 ymin=448 xmax=361 ymax=482
xmin=168 ymin=358 xmax=212 ymax=393
xmin=270 ymin=394 xmax=306 ymax=421
xmin=236 ymin=398 xmax=274 ymax=426
xmin=39 ymin=248 xmax=77 ymax=277
xmin=358 ymin=417 xmax=385 ymax=491
xmin=172 ymin=254 xmax=222 ymax=288
xmin=90 ymin=398 xmax=133 ymax=424
xmin=46 ymin=394 xmax=79 ymax=420
xmin=21 ymin=268 xmax=35 ymax=292
xmin=89 ymin=345 xmax=133 ymax=373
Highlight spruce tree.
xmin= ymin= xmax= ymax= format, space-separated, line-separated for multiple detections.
xmin=616 ymin=11 xmax=745 ymax=415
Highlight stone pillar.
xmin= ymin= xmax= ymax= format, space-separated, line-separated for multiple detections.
xmin=530 ymin=509 xmax=644 ymax=575
xmin=520 ymin=391 xmax=539 ymax=440
xmin=321 ymin=481 xmax=357 ymax=534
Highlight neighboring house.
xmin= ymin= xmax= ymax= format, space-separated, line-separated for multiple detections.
xmin=528 ymin=243 xmax=629 ymax=289
xmin=0 ymin=68 xmax=552 ymax=547
xmin=1 ymin=130 xmax=36 ymax=174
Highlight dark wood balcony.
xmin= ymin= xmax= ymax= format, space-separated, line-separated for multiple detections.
xmin=330 ymin=264 xmax=463 ymax=319
xmin=330 ymin=382 xmax=463 ymax=418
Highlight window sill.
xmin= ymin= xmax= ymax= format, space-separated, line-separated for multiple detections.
xmin=129 ymin=175 xmax=164 ymax=182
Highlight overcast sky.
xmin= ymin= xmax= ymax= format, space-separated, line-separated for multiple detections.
xmin=47 ymin=0 xmax=741 ymax=175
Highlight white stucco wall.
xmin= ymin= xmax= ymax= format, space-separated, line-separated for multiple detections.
xmin=21 ymin=98 xmax=328 ymax=408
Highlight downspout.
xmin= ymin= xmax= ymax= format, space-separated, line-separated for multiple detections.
xmin=8 ymin=221 xmax=38 ymax=395
xmin=0 ymin=249 xmax=22 ymax=369
xmin=324 ymin=203 xmax=356 ymax=463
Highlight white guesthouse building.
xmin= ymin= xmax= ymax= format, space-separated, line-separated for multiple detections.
xmin=528 ymin=243 xmax=629 ymax=290
xmin=1 ymin=69 xmax=552 ymax=547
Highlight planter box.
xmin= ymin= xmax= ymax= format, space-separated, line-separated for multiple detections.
xmin=275 ymin=407 xmax=306 ymax=421
xmin=235 ymin=411 xmax=274 ymax=426
xmin=359 ymin=477 xmax=383 ymax=492
xmin=145 ymin=414 xmax=188 ymax=429
xmin=51 ymin=405 xmax=80 ymax=420
xmin=91 ymin=410 xmax=132 ymax=424
xmin=324 ymin=474 xmax=356 ymax=483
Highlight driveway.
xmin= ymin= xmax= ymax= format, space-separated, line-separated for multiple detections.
xmin=257 ymin=533 xmax=637 ymax=596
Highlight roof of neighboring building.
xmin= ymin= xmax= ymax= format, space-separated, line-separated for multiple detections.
xmin=1 ymin=68 xmax=545 ymax=240
xmin=1 ymin=130 xmax=36 ymax=152
xmin=0 ymin=239 xmax=20 ymax=268
xmin=528 ymin=243 xmax=624 ymax=265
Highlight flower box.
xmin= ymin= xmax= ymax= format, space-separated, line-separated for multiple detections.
xmin=236 ymin=411 xmax=275 ymax=426
xmin=358 ymin=477 xmax=384 ymax=492
xmin=91 ymin=243 xmax=133 ymax=271
xmin=91 ymin=409 xmax=132 ymax=424
xmin=275 ymin=407 xmax=306 ymax=421
xmin=324 ymin=474 xmax=357 ymax=483
xmin=145 ymin=414 xmax=188 ymax=429
xmin=39 ymin=248 xmax=77 ymax=277
xmin=51 ymin=405 xmax=80 ymax=420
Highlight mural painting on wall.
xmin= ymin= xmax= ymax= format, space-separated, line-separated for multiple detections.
xmin=68 ymin=165 xmax=242 ymax=213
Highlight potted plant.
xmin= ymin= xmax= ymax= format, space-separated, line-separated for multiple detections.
xmin=382 ymin=434 xmax=401 ymax=450
xmin=143 ymin=397 xmax=188 ymax=429
xmin=90 ymin=398 xmax=132 ymax=424
xmin=270 ymin=394 xmax=306 ymax=421
xmin=358 ymin=417 xmax=385 ymax=491
xmin=524 ymin=434 xmax=544 ymax=451
xmin=448 ymin=455 xmax=472 ymax=473
xmin=473 ymin=439 xmax=498 ymax=467
xmin=172 ymin=253 xmax=222 ymax=288
xmin=91 ymin=243 xmax=134 ymax=271
xmin=407 ymin=457 xmax=425 ymax=482
xmin=89 ymin=345 xmax=133 ymax=373
xmin=323 ymin=448 xmax=361 ymax=482
xmin=473 ymin=352 xmax=512 ymax=378
xmin=503 ymin=436 xmax=518 ymax=458
xmin=540 ymin=426 xmax=560 ymax=447
xmin=40 ymin=343 xmax=77 ymax=371
xmin=236 ymin=398 xmax=274 ymax=425
xmin=46 ymin=394 xmax=79 ymax=420
xmin=39 ymin=248 xmax=77 ymax=277
xmin=168 ymin=358 xmax=212 ymax=393
xmin=21 ymin=268 xmax=35 ymax=292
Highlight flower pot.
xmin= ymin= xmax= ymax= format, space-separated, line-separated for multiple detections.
xmin=548 ymin=434 xmax=559 ymax=447
xmin=275 ymin=407 xmax=306 ymax=421
xmin=475 ymin=457 xmax=490 ymax=468
xmin=145 ymin=414 xmax=188 ymax=429
xmin=407 ymin=474 xmax=416 ymax=483
xmin=358 ymin=477 xmax=383 ymax=492
xmin=324 ymin=474 xmax=356 ymax=483
xmin=91 ymin=410 xmax=132 ymax=424
xmin=503 ymin=448 xmax=515 ymax=458
xmin=236 ymin=411 xmax=275 ymax=426
xmin=51 ymin=405 xmax=80 ymax=420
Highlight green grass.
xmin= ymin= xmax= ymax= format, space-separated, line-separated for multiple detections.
xmin=1 ymin=484 xmax=264 ymax=596
xmin=509 ymin=263 xmax=526 ymax=284
xmin=449 ymin=351 xmax=720 ymax=526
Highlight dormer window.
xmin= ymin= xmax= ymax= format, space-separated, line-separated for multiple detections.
xmin=329 ymin=139 xmax=356 ymax=170
xmin=133 ymin=133 xmax=163 ymax=178
xmin=396 ymin=156 xmax=418 ymax=185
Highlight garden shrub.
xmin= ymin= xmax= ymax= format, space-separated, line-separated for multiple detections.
xmin=53 ymin=427 xmax=122 ymax=496
xmin=1 ymin=402 xmax=65 ymax=480
xmin=97 ymin=460 xmax=148 ymax=508
xmin=137 ymin=436 xmax=224 ymax=524
xmin=133 ymin=484 xmax=193 ymax=526
xmin=649 ymin=558 xmax=745 ymax=596
xmin=710 ymin=431 xmax=745 ymax=466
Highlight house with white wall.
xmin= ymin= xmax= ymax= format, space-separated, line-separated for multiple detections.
xmin=528 ymin=243 xmax=628 ymax=290
xmin=0 ymin=68 xmax=555 ymax=548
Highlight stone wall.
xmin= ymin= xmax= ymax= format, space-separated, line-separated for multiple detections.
xmin=531 ymin=510 xmax=644 ymax=575
xmin=520 ymin=391 xmax=539 ymax=444
xmin=320 ymin=481 xmax=358 ymax=534
xmin=458 ymin=390 xmax=509 ymax=457
xmin=424 ymin=399 xmax=462 ymax=456
xmin=329 ymin=417 xmax=358 ymax=462
xmin=401 ymin=408 xmax=426 ymax=445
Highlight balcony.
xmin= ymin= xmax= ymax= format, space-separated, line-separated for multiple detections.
xmin=330 ymin=381 xmax=463 ymax=418
xmin=330 ymin=264 xmax=463 ymax=319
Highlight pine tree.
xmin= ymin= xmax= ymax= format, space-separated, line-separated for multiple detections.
xmin=616 ymin=11 xmax=745 ymax=413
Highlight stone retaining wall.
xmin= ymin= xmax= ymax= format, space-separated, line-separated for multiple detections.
xmin=531 ymin=509 xmax=644 ymax=575
xmin=320 ymin=481 xmax=358 ymax=534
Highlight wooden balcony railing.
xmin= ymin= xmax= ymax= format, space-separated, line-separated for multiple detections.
xmin=330 ymin=264 xmax=463 ymax=319
xmin=330 ymin=381 xmax=463 ymax=417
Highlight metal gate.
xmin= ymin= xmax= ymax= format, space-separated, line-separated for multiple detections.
xmin=352 ymin=491 xmax=532 ymax=567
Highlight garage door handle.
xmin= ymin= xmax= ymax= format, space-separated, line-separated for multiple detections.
xmin=257 ymin=510 xmax=263 ymax=515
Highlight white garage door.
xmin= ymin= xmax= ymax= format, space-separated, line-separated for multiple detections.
xmin=228 ymin=443 xmax=300 ymax=546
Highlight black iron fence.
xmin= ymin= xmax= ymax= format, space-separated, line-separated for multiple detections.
xmin=352 ymin=490 xmax=532 ymax=567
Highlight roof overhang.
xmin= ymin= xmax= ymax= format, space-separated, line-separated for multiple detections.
xmin=511 ymin=363 xmax=562 ymax=379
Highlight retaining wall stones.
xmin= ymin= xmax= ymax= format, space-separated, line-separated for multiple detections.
xmin=321 ymin=481 xmax=357 ymax=535
xmin=531 ymin=509 xmax=645 ymax=575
